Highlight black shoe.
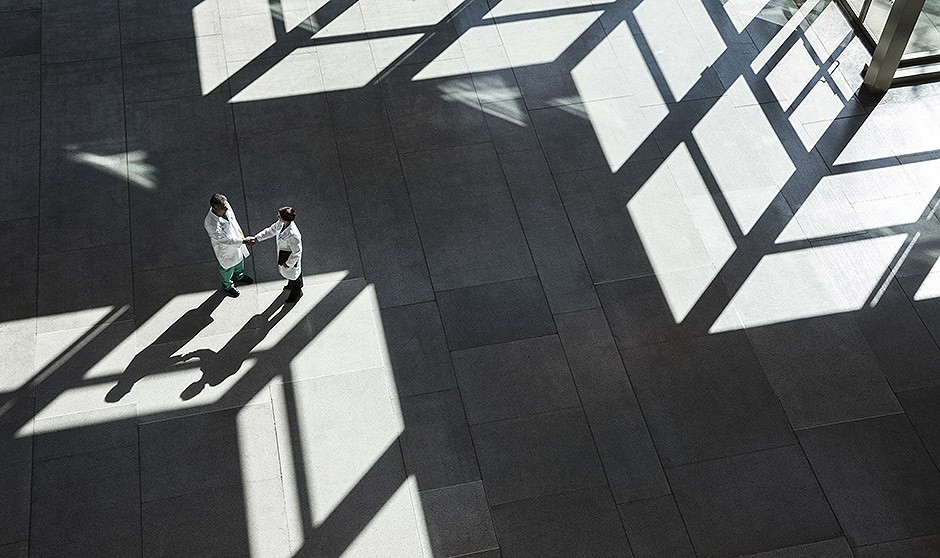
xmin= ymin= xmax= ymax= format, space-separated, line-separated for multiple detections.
xmin=235 ymin=275 xmax=253 ymax=285
xmin=285 ymin=291 xmax=303 ymax=304
xmin=224 ymin=287 xmax=240 ymax=298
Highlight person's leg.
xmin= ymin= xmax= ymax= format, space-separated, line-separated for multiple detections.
xmin=218 ymin=264 xmax=236 ymax=290
xmin=286 ymin=277 xmax=303 ymax=301
xmin=231 ymin=259 xmax=247 ymax=282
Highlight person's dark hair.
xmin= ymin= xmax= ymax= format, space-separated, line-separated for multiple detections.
xmin=279 ymin=206 xmax=296 ymax=222
xmin=210 ymin=193 xmax=227 ymax=209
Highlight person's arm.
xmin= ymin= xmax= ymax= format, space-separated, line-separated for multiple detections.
xmin=253 ymin=222 xmax=280 ymax=243
xmin=284 ymin=234 xmax=302 ymax=268
xmin=204 ymin=216 xmax=243 ymax=245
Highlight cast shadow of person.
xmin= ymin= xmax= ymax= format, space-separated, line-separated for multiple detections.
xmin=106 ymin=291 xmax=227 ymax=403
xmin=177 ymin=296 xmax=292 ymax=401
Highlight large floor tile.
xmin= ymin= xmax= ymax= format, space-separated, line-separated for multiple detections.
xmin=617 ymin=495 xmax=695 ymax=558
xmin=471 ymin=407 xmax=607 ymax=505
xmin=554 ymin=160 xmax=714 ymax=283
xmin=598 ymin=269 xmax=733 ymax=350
xmin=529 ymin=97 xmax=661 ymax=175
xmin=0 ymin=316 xmax=36 ymax=397
xmin=36 ymin=244 xmax=135 ymax=334
xmin=120 ymin=0 xmax=221 ymax=44
xmin=41 ymin=0 xmax=120 ymax=63
xmin=271 ymin=368 xmax=423 ymax=554
xmin=0 ymin=218 xmax=37 ymax=323
xmin=239 ymin=125 xmax=362 ymax=280
xmin=30 ymin=445 xmax=140 ymax=558
xmin=384 ymin=76 xmax=490 ymax=153
xmin=399 ymin=389 xmax=479 ymax=491
xmin=125 ymin=93 xmax=237 ymax=154
xmin=798 ymin=414 xmax=940 ymax=546
xmin=622 ymin=331 xmax=795 ymax=467
xmin=41 ymin=58 xmax=125 ymax=149
xmin=380 ymin=301 xmax=456 ymax=397
xmin=142 ymin=477 xmax=290 ymax=558
xmin=139 ymin=402 xmax=280 ymax=502
xmin=401 ymin=143 xmax=535 ymax=291
xmin=0 ymin=119 xmax=39 ymax=222
xmin=459 ymin=336 xmax=576 ymax=421
xmin=39 ymin=145 xmax=129 ymax=254
xmin=0 ymin=542 xmax=27 ymax=558
xmin=668 ymin=445 xmax=841 ymax=557
xmin=500 ymin=149 xmax=599 ymax=314
xmin=122 ymin=36 xmax=227 ymax=103
xmin=0 ymin=460 xmax=30 ymax=546
xmin=555 ymin=309 xmax=668 ymax=503
xmin=854 ymin=278 xmax=940 ymax=391
xmin=853 ymin=534 xmax=940 ymax=558
xmin=418 ymin=481 xmax=498 ymax=558
xmin=490 ymin=486 xmax=633 ymax=558
xmin=244 ymin=278 xmax=386 ymax=385
xmin=31 ymin=316 xmax=139 ymax=415
xmin=232 ymin=87 xmax=331 ymax=136
xmin=481 ymin=99 xmax=540 ymax=155
xmin=0 ymin=10 xmax=39 ymax=57
xmin=897 ymin=385 xmax=940 ymax=467
xmin=342 ymin=142 xmax=433 ymax=308
xmin=329 ymin=87 xmax=395 ymax=148
xmin=740 ymin=537 xmax=853 ymax=557
xmin=436 ymin=277 xmax=555 ymax=351
xmin=745 ymin=314 xmax=900 ymax=429
xmin=32 ymin=405 xmax=138 ymax=462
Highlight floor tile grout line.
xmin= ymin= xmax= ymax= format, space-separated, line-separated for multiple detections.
xmin=482 ymin=480 xmax=621 ymax=512
xmin=465 ymin=403 xmax=584 ymax=430
xmin=791 ymin=410 xmax=905 ymax=433
xmin=793 ymin=438 xmax=852 ymax=549
xmin=448 ymin=331 xmax=559 ymax=356
xmin=34 ymin=240 xmax=132 ymax=258
xmin=550 ymin=307 xmax=639 ymax=557
xmin=592 ymin=296 xmax=699 ymax=556
xmin=446 ymin=312 xmax=504 ymax=556
xmin=24 ymin=11 xmax=42 ymax=551
xmin=432 ymin=272 xmax=539 ymax=296
xmin=317 ymin=49 xmax=368 ymax=285
xmin=263 ymin=383 xmax=299 ymax=548
xmin=39 ymin=54 xmax=121 ymax=66
xmin=113 ymin=4 xmax=146 ymax=551
xmin=850 ymin=530 xmax=940 ymax=551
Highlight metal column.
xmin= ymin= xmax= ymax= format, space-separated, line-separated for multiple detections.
xmin=864 ymin=0 xmax=928 ymax=92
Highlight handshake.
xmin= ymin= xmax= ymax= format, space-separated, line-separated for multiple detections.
xmin=243 ymin=236 xmax=258 ymax=245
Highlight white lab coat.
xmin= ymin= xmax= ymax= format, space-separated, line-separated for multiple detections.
xmin=255 ymin=221 xmax=302 ymax=281
xmin=204 ymin=208 xmax=250 ymax=269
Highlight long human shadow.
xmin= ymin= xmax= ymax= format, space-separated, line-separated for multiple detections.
xmin=177 ymin=296 xmax=292 ymax=400
xmin=105 ymin=290 xmax=227 ymax=403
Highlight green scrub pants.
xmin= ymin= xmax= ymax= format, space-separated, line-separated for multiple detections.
xmin=218 ymin=259 xmax=246 ymax=290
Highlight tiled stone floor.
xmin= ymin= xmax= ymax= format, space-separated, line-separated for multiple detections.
xmin=3 ymin=0 xmax=940 ymax=556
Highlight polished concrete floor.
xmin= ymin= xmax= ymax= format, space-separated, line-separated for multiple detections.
xmin=3 ymin=0 xmax=940 ymax=556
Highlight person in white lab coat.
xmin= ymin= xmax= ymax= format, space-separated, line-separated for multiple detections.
xmin=247 ymin=206 xmax=303 ymax=303
xmin=204 ymin=193 xmax=253 ymax=297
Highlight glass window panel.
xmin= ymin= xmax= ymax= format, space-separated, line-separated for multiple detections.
xmin=905 ymin=0 xmax=940 ymax=54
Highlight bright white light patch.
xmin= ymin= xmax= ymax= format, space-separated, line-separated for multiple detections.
xmin=914 ymin=264 xmax=940 ymax=301
xmin=497 ymin=14 xmax=600 ymax=67
xmin=230 ymin=48 xmax=324 ymax=102
xmin=582 ymin=96 xmax=662 ymax=173
xmin=628 ymin=146 xmax=720 ymax=321
xmin=711 ymin=237 xmax=903 ymax=332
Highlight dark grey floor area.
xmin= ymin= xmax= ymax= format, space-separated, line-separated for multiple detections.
xmin=3 ymin=0 xmax=940 ymax=556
